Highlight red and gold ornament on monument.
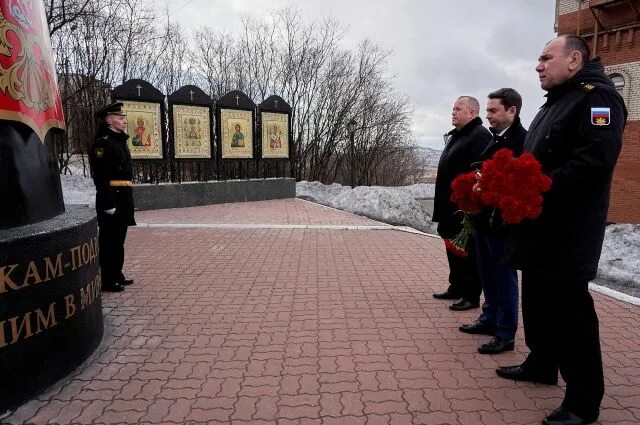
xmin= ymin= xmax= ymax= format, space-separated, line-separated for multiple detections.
xmin=0 ymin=0 xmax=65 ymax=141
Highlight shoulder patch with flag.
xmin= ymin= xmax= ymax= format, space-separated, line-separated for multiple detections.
xmin=591 ymin=107 xmax=610 ymax=126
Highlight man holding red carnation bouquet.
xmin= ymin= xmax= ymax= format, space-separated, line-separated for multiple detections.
xmin=432 ymin=96 xmax=491 ymax=311
xmin=459 ymin=88 xmax=526 ymax=355
xmin=495 ymin=35 xmax=627 ymax=425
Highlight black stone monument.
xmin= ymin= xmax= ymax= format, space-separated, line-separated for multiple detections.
xmin=0 ymin=1 xmax=103 ymax=413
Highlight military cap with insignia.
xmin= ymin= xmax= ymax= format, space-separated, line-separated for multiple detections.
xmin=96 ymin=102 xmax=126 ymax=119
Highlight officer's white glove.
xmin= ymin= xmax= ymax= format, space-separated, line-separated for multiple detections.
xmin=104 ymin=208 xmax=116 ymax=215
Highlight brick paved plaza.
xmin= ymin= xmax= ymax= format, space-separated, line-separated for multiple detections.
xmin=3 ymin=199 xmax=639 ymax=424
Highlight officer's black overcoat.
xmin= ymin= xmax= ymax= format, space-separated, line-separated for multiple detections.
xmin=508 ymin=59 xmax=627 ymax=280
xmin=89 ymin=125 xmax=136 ymax=226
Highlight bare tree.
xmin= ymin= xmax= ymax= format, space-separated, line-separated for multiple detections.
xmin=51 ymin=1 xmax=425 ymax=184
xmin=50 ymin=0 xmax=189 ymax=175
xmin=190 ymin=28 xmax=237 ymax=98
xmin=154 ymin=19 xmax=191 ymax=94
xmin=46 ymin=0 xmax=93 ymax=36
xmin=52 ymin=0 xmax=124 ymax=175
xmin=111 ymin=0 xmax=161 ymax=84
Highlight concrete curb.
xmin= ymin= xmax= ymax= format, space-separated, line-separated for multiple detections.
xmin=589 ymin=282 xmax=640 ymax=307
xmin=134 ymin=222 xmax=393 ymax=230
xmin=295 ymin=198 xmax=440 ymax=238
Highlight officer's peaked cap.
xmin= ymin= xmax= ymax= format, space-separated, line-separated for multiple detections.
xmin=96 ymin=102 xmax=126 ymax=119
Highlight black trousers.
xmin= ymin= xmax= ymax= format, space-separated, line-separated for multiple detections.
xmin=98 ymin=217 xmax=128 ymax=286
xmin=521 ymin=270 xmax=604 ymax=421
xmin=445 ymin=246 xmax=482 ymax=304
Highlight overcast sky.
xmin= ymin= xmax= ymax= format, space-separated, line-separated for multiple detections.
xmin=161 ymin=0 xmax=557 ymax=150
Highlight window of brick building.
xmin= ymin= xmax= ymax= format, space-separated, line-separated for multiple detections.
xmin=610 ymin=74 xmax=625 ymax=95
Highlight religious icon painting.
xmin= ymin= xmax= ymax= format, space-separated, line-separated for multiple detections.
xmin=119 ymin=100 xmax=163 ymax=159
xmin=173 ymin=104 xmax=211 ymax=158
xmin=261 ymin=112 xmax=289 ymax=159
xmin=221 ymin=108 xmax=253 ymax=159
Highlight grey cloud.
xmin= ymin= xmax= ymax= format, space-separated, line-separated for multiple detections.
xmin=167 ymin=0 xmax=558 ymax=148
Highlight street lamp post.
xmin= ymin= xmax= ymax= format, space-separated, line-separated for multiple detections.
xmin=347 ymin=119 xmax=357 ymax=188
xmin=443 ymin=133 xmax=451 ymax=146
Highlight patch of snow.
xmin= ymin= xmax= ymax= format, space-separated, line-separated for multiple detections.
xmin=296 ymin=181 xmax=351 ymax=206
xmin=61 ymin=173 xmax=95 ymax=207
xmin=396 ymin=183 xmax=435 ymax=199
xmin=297 ymin=181 xmax=436 ymax=234
xmin=597 ymin=224 xmax=640 ymax=285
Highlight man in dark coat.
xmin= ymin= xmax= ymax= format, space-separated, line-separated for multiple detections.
xmin=432 ymin=96 xmax=491 ymax=311
xmin=90 ymin=102 xmax=137 ymax=292
xmin=496 ymin=35 xmax=626 ymax=425
xmin=459 ymin=88 xmax=526 ymax=355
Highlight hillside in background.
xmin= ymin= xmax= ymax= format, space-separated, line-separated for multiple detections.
xmin=415 ymin=147 xmax=441 ymax=182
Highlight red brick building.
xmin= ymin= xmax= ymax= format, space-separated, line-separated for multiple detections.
xmin=556 ymin=0 xmax=640 ymax=223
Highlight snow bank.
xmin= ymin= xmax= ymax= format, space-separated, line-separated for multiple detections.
xmin=597 ymin=224 xmax=640 ymax=285
xmin=61 ymin=174 xmax=95 ymax=207
xmin=396 ymin=183 xmax=435 ymax=199
xmin=297 ymin=181 xmax=437 ymax=234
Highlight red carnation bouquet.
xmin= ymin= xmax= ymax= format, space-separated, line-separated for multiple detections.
xmin=478 ymin=148 xmax=552 ymax=223
xmin=445 ymin=171 xmax=483 ymax=257
xmin=445 ymin=148 xmax=552 ymax=256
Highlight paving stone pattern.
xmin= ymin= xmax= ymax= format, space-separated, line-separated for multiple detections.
xmin=3 ymin=200 xmax=640 ymax=424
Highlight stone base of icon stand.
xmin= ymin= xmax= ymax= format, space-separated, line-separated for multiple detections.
xmin=133 ymin=177 xmax=296 ymax=210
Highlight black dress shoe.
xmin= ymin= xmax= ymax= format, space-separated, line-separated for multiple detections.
xmin=459 ymin=320 xmax=495 ymax=335
xmin=449 ymin=298 xmax=479 ymax=311
xmin=495 ymin=365 xmax=557 ymax=385
xmin=119 ymin=278 xmax=134 ymax=286
xmin=433 ymin=290 xmax=459 ymax=300
xmin=543 ymin=407 xmax=595 ymax=425
xmin=478 ymin=337 xmax=514 ymax=354
xmin=102 ymin=282 xmax=125 ymax=292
